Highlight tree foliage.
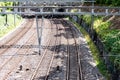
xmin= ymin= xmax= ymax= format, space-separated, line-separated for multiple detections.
xmin=96 ymin=0 xmax=120 ymax=6
xmin=0 ymin=2 xmax=13 ymax=6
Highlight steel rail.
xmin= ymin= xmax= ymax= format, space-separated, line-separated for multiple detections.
xmin=2 ymin=26 xmax=36 ymax=80
xmin=69 ymin=22 xmax=83 ymax=80
xmin=0 ymin=19 xmax=34 ymax=55
xmin=66 ymin=31 xmax=70 ymax=80
xmin=30 ymin=17 xmax=55 ymax=80
xmin=60 ymin=19 xmax=71 ymax=80
xmin=63 ymin=19 xmax=83 ymax=80
xmin=0 ymin=20 xmax=35 ymax=71
xmin=44 ymin=18 xmax=60 ymax=80
xmin=30 ymin=39 xmax=51 ymax=80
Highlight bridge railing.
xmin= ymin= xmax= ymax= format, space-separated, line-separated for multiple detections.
xmin=0 ymin=6 xmax=120 ymax=15
xmin=0 ymin=0 xmax=95 ymax=2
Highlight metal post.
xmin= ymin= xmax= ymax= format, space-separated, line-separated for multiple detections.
xmin=14 ymin=14 xmax=16 ymax=27
xmin=40 ymin=15 xmax=44 ymax=52
xmin=91 ymin=15 xmax=94 ymax=39
xmin=36 ymin=15 xmax=41 ymax=55
xmin=13 ymin=2 xmax=16 ymax=27
xmin=91 ymin=0 xmax=94 ymax=40
xmin=19 ymin=2 xmax=22 ymax=15
xmin=4 ymin=14 xmax=8 ymax=26
xmin=41 ymin=16 xmax=44 ymax=35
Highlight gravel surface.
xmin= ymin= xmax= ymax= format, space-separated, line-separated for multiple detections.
xmin=67 ymin=20 xmax=106 ymax=80
xmin=0 ymin=18 xmax=105 ymax=80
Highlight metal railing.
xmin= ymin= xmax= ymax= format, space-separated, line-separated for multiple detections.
xmin=0 ymin=0 xmax=95 ymax=2
xmin=0 ymin=6 xmax=120 ymax=15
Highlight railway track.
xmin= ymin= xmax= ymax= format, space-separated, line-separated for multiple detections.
xmin=30 ymin=18 xmax=53 ymax=80
xmin=69 ymin=21 xmax=83 ymax=80
xmin=6 ymin=18 xmax=53 ymax=80
xmin=5 ymin=19 xmax=38 ymax=80
xmin=30 ymin=18 xmax=61 ymax=80
xmin=0 ymin=19 xmax=35 ymax=72
xmin=44 ymin=19 xmax=63 ymax=80
xmin=0 ymin=19 xmax=34 ymax=55
xmin=0 ymin=18 xmax=85 ymax=80
xmin=61 ymin=20 xmax=83 ymax=80
xmin=0 ymin=19 xmax=36 ymax=80
xmin=3 ymin=29 xmax=36 ymax=80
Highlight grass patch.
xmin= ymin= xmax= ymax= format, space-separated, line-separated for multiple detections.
xmin=0 ymin=14 xmax=22 ymax=38
xmin=70 ymin=18 xmax=110 ymax=80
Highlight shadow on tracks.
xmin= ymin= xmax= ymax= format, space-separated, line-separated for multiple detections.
xmin=21 ymin=15 xmax=66 ymax=19
xmin=34 ymin=19 xmax=102 ymax=80
xmin=36 ymin=43 xmax=101 ymax=79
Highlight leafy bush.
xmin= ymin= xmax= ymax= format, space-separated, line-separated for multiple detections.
xmin=82 ymin=14 xmax=120 ymax=73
